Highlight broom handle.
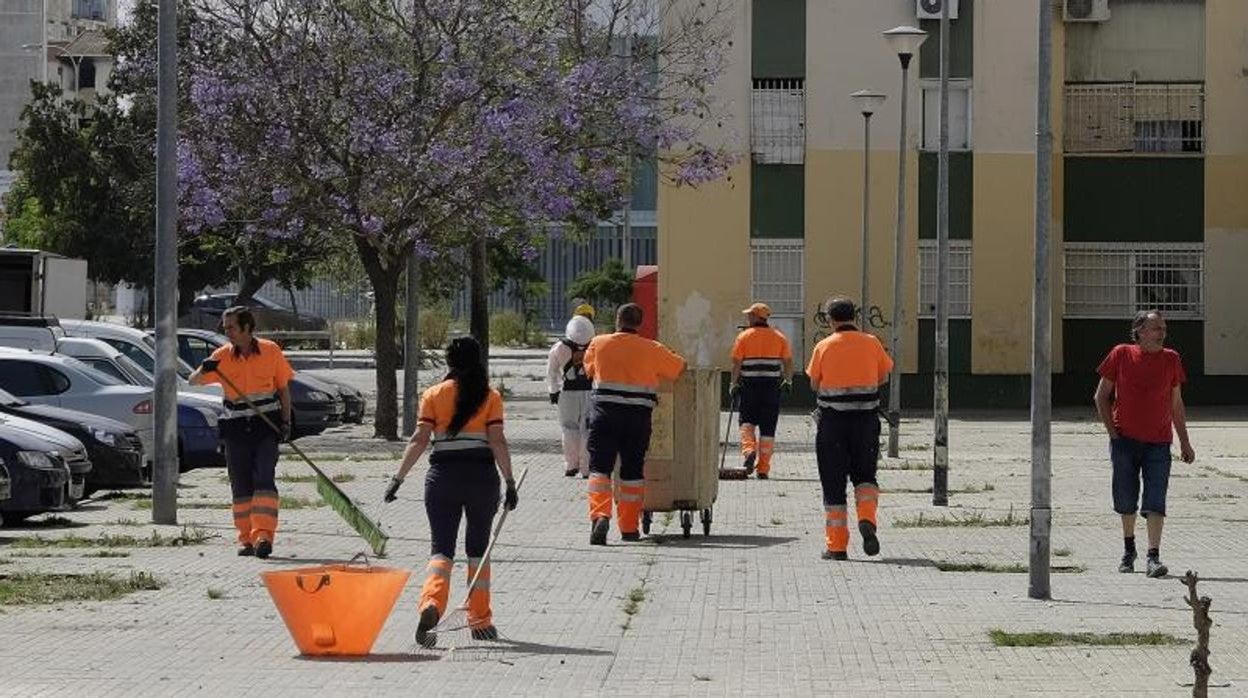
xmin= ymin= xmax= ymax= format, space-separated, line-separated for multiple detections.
xmin=458 ymin=466 xmax=528 ymax=606
xmin=210 ymin=370 xmax=329 ymax=480
xmin=719 ymin=394 xmax=737 ymax=471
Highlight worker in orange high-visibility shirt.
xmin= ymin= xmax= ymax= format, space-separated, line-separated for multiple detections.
xmin=730 ymin=302 xmax=793 ymax=479
xmin=385 ymin=337 xmax=518 ymax=647
xmin=806 ymin=297 xmax=894 ymax=561
xmin=189 ymin=306 xmax=294 ymax=560
xmin=582 ymin=303 xmax=686 ymax=545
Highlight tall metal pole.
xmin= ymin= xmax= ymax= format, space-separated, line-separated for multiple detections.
xmin=1029 ymin=0 xmax=1054 ymax=601
xmin=620 ymin=3 xmax=634 ymax=271
xmin=151 ymin=0 xmax=178 ymax=525
xmin=887 ymin=57 xmax=913 ymax=459
xmin=931 ymin=0 xmax=951 ymax=506
xmin=860 ymin=112 xmax=872 ymax=323
xmin=402 ymin=250 xmax=421 ymax=436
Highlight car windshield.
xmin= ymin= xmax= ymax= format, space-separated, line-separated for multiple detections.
xmin=115 ymin=354 xmax=154 ymax=387
xmin=61 ymin=356 xmax=126 ymax=386
xmin=0 ymin=386 xmax=26 ymax=406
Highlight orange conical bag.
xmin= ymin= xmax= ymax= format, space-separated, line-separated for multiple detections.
xmin=261 ymin=559 xmax=410 ymax=656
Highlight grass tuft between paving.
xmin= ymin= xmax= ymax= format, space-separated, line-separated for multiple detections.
xmin=11 ymin=525 xmax=214 ymax=549
xmin=0 ymin=571 xmax=162 ymax=605
xmin=936 ymin=561 xmax=1086 ymax=574
xmin=988 ymin=630 xmax=1185 ymax=648
xmin=893 ymin=508 xmax=1027 ymax=529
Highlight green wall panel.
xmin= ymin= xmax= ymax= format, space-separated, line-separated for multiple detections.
xmin=1063 ymin=158 xmax=1204 ymax=242
xmin=752 ymin=0 xmax=806 ymax=78
xmin=919 ymin=152 xmax=974 ymax=240
xmin=918 ymin=319 xmax=972 ymax=373
xmin=751 ymin=164 xmax=805 ymax=238
xmin=919 ymin=0 xmax=974 ymax=79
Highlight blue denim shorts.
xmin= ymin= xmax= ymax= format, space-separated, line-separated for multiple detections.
xmin=1110 ymin=436 xmax=1172 ymax=517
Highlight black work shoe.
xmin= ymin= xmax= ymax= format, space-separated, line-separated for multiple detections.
xmin=858 ymin=520 xmax=880 ymax=557
xmin=237 ymin=544 xmax=255 ymax=557
xmin=255 ymin=540 xmax=272 ymax=559
xmin=564 ymin=468 xmax=578 ymax=477
xmin=1118 ymin=552 xmax=1137 ymax=573
xmin=1146 ymin=556 xmax=1168 ymax=579
xmin=471 ymin=625 xmax=499 ymax=641
xmin=743 ymin=452 xmax=757 ymax=475
xmin=822 ymin=550 xmax=849 ymax=561
xmin=590 ymin=518 xmax=609 ymax=546
xmin=415 ymin=605 xmax=440 ymax=648
xmin=621 ymin=531 xmax=641 ymax=542
xmin=756 ymin=472 xmax=769 ymax=480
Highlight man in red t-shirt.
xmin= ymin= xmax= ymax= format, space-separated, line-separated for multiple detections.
xmin=1094 ymin=310 xmax=1196 ymax=579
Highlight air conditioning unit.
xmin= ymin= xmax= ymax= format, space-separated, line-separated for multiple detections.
xmin=917 ymin=0 xmax=959 ymax=21
xmin=1064 ymin=0 xmax=1110 ymax=23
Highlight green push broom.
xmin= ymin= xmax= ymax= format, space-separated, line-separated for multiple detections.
xmin=211 ymin=370 xmax=389 ymax=556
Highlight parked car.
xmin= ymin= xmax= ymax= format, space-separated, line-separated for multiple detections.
xmin=0 ymin=460 xmax=10 ymax=502
xmin=181 ymin=293 xmax=328 ymax=335
xmin=0 ymin=386 xmax=147 ymax=493
xmin=174 ymin=328 xmax=363 ymax=427
xmin=0 ymin=411 xmax=92 ymax=504
xmin=0 ymin=348 xmax=155 ymax=469
xmin=0 ymin=315 xmax=60 ymax=351
xmin=53 ymin=337 xmax=225 ymax=471
xmin=0 ymin=422 xmax=71 ymax=525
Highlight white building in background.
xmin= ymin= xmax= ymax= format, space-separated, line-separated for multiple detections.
xmin=0 ymin=0 xmax=117 ymax=202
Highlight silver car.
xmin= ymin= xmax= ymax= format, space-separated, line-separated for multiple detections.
xmin=0 ymin=348 xmax=156 ymax=465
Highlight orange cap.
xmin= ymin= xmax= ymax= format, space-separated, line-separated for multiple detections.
xmin=742 ymin=302 xmax=771 ymax=319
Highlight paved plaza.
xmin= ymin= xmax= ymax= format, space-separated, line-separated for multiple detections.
xmin=1 ymin=354 xmax=1246 ymax=696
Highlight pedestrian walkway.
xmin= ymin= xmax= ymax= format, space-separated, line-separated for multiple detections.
xmin=1 ymin=397 xmax=1245 ymax=695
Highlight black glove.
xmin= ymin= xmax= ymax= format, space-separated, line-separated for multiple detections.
xmin=384 ymin=476 xmax=403 ymax=503
xmin=781 ymin=379 xmax=793 ymax=394
xmin=549 ymin=392 xmax=560 ymax=405
xmin=200 ymin=358 xmax=220 ymax=373
xmin=504 ymin=480 xmax=518 ymax=510
xmin=276 ymin=419 xmax=291 ymax=442
xmin=728 ymin=383 xmax=740 ymax=399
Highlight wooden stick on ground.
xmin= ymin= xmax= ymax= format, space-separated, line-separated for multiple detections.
xmin=1181 ymin=570 xmax=1213 ymax=698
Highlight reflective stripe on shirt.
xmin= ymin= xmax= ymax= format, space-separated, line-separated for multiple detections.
xmin=816 ymin=385 xmax=881 ymax=411
xmin=221 ymin=392 xmax=280 ymax=421
xmin=740 ymin=357 xmax=784 ymax=379
xmin=591 ymin=380 xmax=658 ymax=408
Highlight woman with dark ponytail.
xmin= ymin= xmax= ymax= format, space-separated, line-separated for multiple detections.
xmin=387 ymin=336 xmax=518 ymax=646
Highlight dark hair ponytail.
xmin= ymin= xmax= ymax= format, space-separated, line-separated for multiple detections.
xmin=445 ymin=337 xmax=488 ymax=437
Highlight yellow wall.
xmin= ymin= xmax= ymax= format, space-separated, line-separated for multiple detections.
xmin=1203 ymin=0 xmax=1248 ymax=374
xmin=805 ymin=149 xmax=919 ymax=372
xmin=657 ymin=161 xmax=751 ymax=368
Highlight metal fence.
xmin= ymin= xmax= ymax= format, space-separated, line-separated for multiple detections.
xmin=751 ymin=78 xmax=805 ymax=164
xmin=1064 ymin=242 xmax=1204 ymax=319
xmin=206 ymin=278 xmax=373 ymax=321
xmin=918 ymin=240 xmax=973 ymax=318
xmin=1064 ymin=82 xmax=1204 ymax=154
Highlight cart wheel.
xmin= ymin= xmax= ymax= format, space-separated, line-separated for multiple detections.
xmin=680 ymin=511 xmax=693 ymax=539
xmin=701 ymin=507 xmax=712 ymax=536
xmin=642 ymin=511 xmax=651 ymax=535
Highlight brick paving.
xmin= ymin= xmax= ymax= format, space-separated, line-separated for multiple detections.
xmin=1 ymin=356 xmax=1245 ymax=696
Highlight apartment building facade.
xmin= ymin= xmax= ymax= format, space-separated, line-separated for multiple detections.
xmin=658 ymin=0 xmax=1248 ymax=406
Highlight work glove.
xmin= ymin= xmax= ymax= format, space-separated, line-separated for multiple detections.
xmin=200 ymin=358 xmax=220 ymax=373
xmin=780 ymin=378 xmax=793 ymax=394
xmin=504 ymin=479 xmax=519 ymax=511
xmin=275 ymin=420 xmax=291 ymax=442
xmin=384 ymin=475 xmax=403 ymax=503
xmin=728 ymin=382 xmax=740 ymax=399
xmin=549 ymin=392 xmax=560 ymax=405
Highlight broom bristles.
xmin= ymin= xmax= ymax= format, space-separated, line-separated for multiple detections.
xmin=315 ymin=474 xmax=389 ymax=556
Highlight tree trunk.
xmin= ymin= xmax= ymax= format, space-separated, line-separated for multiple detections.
xmin=145 ymin=285 xmax=156 ymax=327
xmin=356 ymin=237 xmax=402 ymax=440
xmin=469 ymin=233 xmax=489 ymax=372
xmin=236 ymin=272 xmax=266 ymax=304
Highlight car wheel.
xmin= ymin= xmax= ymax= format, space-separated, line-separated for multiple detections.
xmin=1 ymin=511 xmax=34 ymax=526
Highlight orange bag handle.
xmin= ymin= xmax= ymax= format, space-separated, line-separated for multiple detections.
xmin=296 ymin=574 xmax=332 ymax=593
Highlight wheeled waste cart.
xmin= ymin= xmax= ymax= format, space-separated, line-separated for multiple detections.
xmin=637 ymin=368 xmax=721 ymax=539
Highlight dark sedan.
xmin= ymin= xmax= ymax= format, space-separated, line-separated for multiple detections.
xmin=0 ymin=423 xmax=70 ymax=525
xmin=290 ymin=374 xmax=344 ymax=437
xmin=0 ymin=386 xmax=147 ymax=493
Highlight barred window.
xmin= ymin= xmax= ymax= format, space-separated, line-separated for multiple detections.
xmin=1064 ymin=243 xmax=1203 ymax=319
xmin=752 ymin=239 xmax=804 ymax=359
xmin=1064 ymin=83 xmax=1204 ymax=154
xmin=751 ymin=79 xmax=805 ymax=165
xmin=918 ymin=240 xmax=972 ymax=319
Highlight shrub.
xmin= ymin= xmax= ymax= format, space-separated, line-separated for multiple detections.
xmin=490 ymin=311 xmax=527 ymax=347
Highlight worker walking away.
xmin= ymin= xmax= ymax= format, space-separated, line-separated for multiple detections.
xmin=806 ymin=297 xmax=893 ymax=561
xmin=583 ymin=303 xmax=685 ymax=545
xmin=730 ymin=302 xmax=793 ymax=479
xmin=384 ymin=337 xmax=519 ymax=646
xmin=189 ymin=306 xmax=294 ymax=560
xmin=547 ymin=307 xmax=597 ymax=477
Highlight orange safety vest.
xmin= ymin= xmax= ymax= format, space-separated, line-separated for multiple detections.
xmin=583 ymin=330 xmax=686 ymax=409
xmin=200 ymin=338 xmax=294 ymax=421
xmin=731 ymin=325 xmax=792 ymax=380
xmin=805 ymin=329 xmax=894 ymax=411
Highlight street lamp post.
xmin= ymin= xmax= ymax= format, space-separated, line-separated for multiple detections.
xmin=850 ymin=90 xmax=886 ymax=325
xmin=882 ymin=26 xmax=927 ymax=459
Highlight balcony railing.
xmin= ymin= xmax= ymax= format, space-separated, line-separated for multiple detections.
xmin=751 ymin=79 xmax=805 ymax=165
xmin=1064 ymin=82 xmax=1204 ymax=154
